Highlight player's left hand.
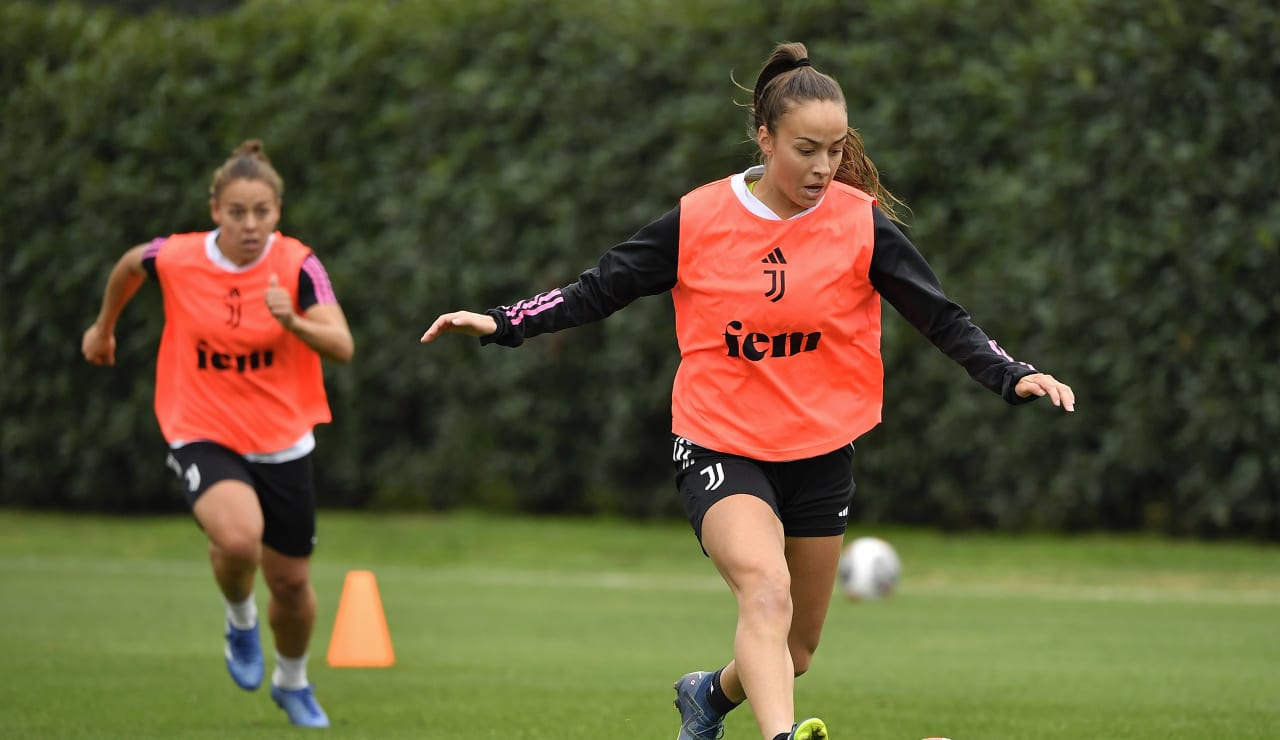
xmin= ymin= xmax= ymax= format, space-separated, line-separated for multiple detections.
xmin=1015 ymin=373 xmax=1075 ymax=412
xmin=265 ymin=274 xmax=296 ymax=329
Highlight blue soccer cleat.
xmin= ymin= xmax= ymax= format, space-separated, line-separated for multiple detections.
xmin=790 ymin=717 xmax=828 ymax=740
xmin=224 ymin=621 xmax=264 ymax=691
xmin=271 ymin=683 xmax=330 ymax=728
xmin=673 ymin=671 xmax=725 ymax=740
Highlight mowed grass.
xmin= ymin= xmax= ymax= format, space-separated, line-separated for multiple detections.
xmin=0 ymin=510 xmax=1278 ymax=739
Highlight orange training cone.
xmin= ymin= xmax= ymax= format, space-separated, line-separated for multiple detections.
xmin=326 ymin=569 xmax=395 ymax=667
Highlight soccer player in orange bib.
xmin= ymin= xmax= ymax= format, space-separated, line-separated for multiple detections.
xmin=420 ymin=43 xmax=1074 ymax=740
xmin=82 ymin=139 xmax=353 ymax=729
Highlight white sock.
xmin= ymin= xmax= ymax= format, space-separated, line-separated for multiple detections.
xmin=225 ymin=595 xmax=257 ymax=629
xmin=273 ymin=652 xmax=309 ymax=690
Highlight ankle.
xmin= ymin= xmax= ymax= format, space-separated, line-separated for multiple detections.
xmin=707 ymin=668 xmax=741 ymax=715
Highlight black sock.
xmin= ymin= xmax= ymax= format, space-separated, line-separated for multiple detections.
xmin=706 ymin=667 xmax=742 ymax=716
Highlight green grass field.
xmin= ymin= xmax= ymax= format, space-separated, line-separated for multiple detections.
xmin=1 ymin=510 xmax=1277 ymax=739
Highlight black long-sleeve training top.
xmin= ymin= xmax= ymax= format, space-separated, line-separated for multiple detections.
xmin=482 ymin=203 xmax=1037 ymax=405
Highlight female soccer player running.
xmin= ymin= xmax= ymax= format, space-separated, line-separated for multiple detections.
xmin=420 ymin=42 xmax=1074 ymax=740
xmin=83 ymin=139 xmax=354 ymax=729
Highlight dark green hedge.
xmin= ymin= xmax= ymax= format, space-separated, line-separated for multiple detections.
xmin=3 ymin=0 xmax=1276 ymax=537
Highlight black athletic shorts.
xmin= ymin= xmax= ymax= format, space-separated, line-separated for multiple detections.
xmin=165 ymin=441 xmax=318 ymax=557
xmin=672 ymin=435 xmax=856 ymax=544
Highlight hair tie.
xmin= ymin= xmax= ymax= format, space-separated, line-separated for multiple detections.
xmin=793 ymin=58 xmax=811 ymax=69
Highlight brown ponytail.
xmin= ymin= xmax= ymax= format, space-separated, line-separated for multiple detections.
xmin=835 ymin=126 xmax=906 ymax=223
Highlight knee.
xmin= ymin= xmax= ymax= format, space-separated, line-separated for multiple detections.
xmin=792 ymin=651 xmax=815 ymax=677
xmin=264 ymin=567 xmax=311 ymax=604
xmin=790 ymin=629 xmax=823 ymax=676
xmin=211 ymin=532 xmax=261 ymax=564
xmin=739 ymin=570 xmax=793 ymax=625
xmin=263 ymin=558 xmax=313 ymax=604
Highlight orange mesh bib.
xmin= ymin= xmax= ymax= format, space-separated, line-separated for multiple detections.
xmin=152 ymin=232 xmax=331 ymax=454
xmin=671 ymin=178 xmax=882 ymax=460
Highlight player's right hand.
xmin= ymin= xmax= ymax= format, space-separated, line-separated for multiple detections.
xmin=82 ymin=324 xmax=117 ymax=366
xmin=420 ymin=311 xmax=497 ymax=344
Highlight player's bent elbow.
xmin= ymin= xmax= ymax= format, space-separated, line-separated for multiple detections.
xmin=330 ymin=340 xmax=355 ymax=365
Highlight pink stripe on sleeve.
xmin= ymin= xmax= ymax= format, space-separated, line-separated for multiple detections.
xmin=505 ymin=290 xmax=563 ymax=325
xmin=989 ymin=339 xmax=1035 ymax=371
xmin=143 ymin=237 xmax=165 ymax=260
xmin=302 ymin=254 xmax=338 ymax=305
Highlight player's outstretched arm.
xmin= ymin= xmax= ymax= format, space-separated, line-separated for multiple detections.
xmin=1014 ymin=373 xmax=1075 ymax=412
xmin=420 ymin=311 xmax=497 ymax=344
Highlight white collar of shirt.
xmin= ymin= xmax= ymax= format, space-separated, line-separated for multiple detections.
xmin=204 ymin=229 xmax=276 ymax=272
xmin=729 ymin=165 xmax=822 ymax=220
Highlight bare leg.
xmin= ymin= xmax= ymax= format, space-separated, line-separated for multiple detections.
xmin=783 ymin=535 xmax=843 ymax=677
xmin=701 ymin=494 xmax=795 ymax=739
xmin=260 ymin=546 xmax=316 ymax=659
xmin=705 ymin=534 xmax=844 ymax=735
xmin=192 ymin=481 xmax=264 ymax=603
xmin=261 ymin=545 xmax=328 ymax=727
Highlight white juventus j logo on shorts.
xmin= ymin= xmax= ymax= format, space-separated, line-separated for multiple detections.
xmin=700 ymin=462 xmax=726 ymax=491
xmin=165 ymin=453 xmax=200 ymax=492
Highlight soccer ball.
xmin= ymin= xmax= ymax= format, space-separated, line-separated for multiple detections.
xmin=837 ymin=536 xmax=901 ymax=601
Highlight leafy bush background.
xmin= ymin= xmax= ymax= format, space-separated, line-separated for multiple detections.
xmin=3 ymin=0 xmax=1277 ymax=538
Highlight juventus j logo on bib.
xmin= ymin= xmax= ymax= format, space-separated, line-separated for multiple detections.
xmin=225 ymin=287 xmax=242 ymax=328
xmin=762 ymin=247 xmax=787 ymax=302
